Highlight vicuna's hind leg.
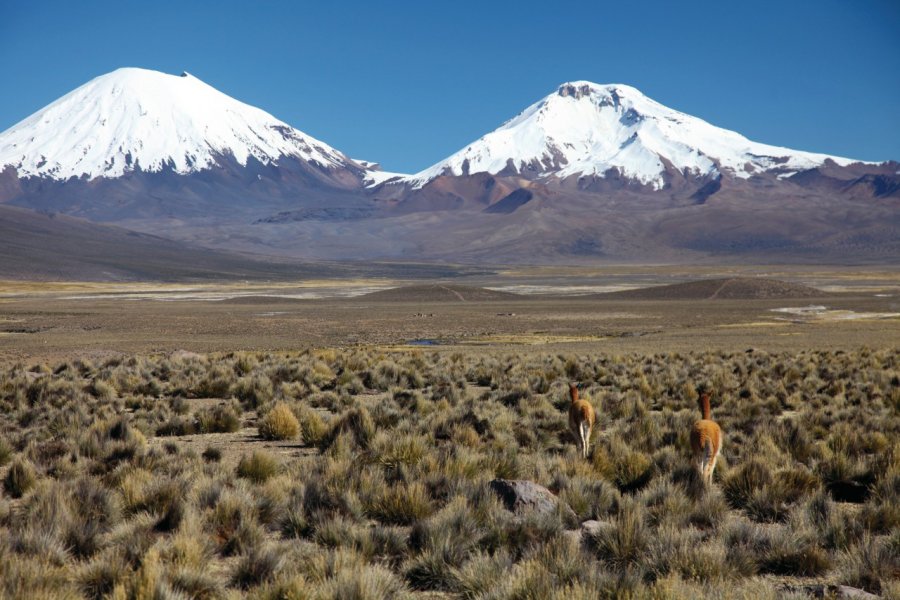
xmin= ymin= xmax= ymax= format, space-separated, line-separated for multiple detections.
xmin=705 ymin=454 xmax=718 ymax=486
xmin=573 ymin=428 xmax=583 ymax=458
xmin=580 ymin=423 xmax=591 ymax=459
xmin=694 ymin=458 xmax=705 ymax=486
xmin=697 ymin=451 xmax=718 ymax=486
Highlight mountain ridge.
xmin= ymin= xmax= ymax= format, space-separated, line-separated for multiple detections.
xmin=1 ymin=69 xmax=898 ymax=267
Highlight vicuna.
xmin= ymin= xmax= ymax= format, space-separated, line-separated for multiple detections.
xmin=568 ymin=383 xmax=595 ymax=459
xmin=690 ymin=390 xmax=723 ymax=486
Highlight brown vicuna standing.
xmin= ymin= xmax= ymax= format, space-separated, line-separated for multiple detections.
xmin=690 ymin=392 xmax=723 ymax=485
xmin=568 ymin=383 xmax=596 ymax=459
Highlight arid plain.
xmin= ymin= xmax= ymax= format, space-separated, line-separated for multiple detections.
xmin=2 ymin=265 xmax=899 ymax=364
xmin=0 ymin=266 xmax=898 ymax=599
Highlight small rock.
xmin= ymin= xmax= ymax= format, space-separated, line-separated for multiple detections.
xmin=779 ymin=584 xmax=880 ymax=600
xmin=170 ymin=350 xmax=204 ymax=361
xmin=489 ymin=479 xmax=576 ymax=521
xmin=835 ymin=587 xmax=880 ymax=600
xmin=579 ymin=519 xmax=604 ymax=537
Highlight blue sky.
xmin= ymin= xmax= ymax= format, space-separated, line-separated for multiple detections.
xmin=1 ymin=0 xmax=898 ymax=172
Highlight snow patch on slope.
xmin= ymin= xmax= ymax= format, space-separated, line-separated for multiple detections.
xmin=0 ymin=68 xmax=353 ymax=180
xmin=352 ymin=159 xmax=409 ymax=187
xmin=406 ymin=81 xmax=859 ymax=189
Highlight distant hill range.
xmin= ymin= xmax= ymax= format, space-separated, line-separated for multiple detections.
xmin=0 ymin=204 xmax=319 ymax=281
xmin=594 ymin=277 xmax=826 ymax=300
xmin=359 ymin=284 xmax=521 ymax=302
xmin=2 ymin=68 xmax=898 ymax=272
xmin=0 ymin=205 xmax=480 ymax=282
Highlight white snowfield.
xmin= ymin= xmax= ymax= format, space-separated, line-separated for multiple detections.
xmin=361 ymin=168 xmax=408 ymax=187
xmin=0 ymin=68 xmax=355 ymax=180
xmin=406 ymin=81 xmax=858 ymax=189
xmin=0 ymin=72 xmax=865 ymax=187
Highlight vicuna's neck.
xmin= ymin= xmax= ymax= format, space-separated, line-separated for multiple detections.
xmin=700 ymin=394 xmax=711 ymax=420
xmin=569 ymin=385 xmax=579 ymax=405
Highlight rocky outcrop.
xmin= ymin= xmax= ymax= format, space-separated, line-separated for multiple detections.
xmin=558 ymin=83 xmax=593 ymax=100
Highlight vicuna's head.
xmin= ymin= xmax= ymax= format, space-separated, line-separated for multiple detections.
xmin=569 ymin=383 xmax=579 ymax=404
xmin=698 ymin=392 xmax=712 ymax=420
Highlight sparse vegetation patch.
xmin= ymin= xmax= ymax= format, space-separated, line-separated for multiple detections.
xmin=0 ymin=347 xmax=896 ymax=597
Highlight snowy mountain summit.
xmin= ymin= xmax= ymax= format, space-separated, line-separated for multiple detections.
xmin=408 ymin=81 xmax=857 ymax=189
xmin=0 ymin=67 xmax=358 ymax=180
xmin=0 ymin=70 xmax=896 ymax=266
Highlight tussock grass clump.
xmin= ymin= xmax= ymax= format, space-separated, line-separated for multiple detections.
xmin=169 ymin=568 xmax=223 ymax=600
xmin=196 ymin=403 xmax=241 ymax=433
xmin=836 ymin=534 xmax=900 ymax=595
xmin=194 ymin=365 xmax=235 ymax=398
xmin=860 ymin=459 xmax=900 ymax=533
xmin=742 ymin=467 xmax=821 ymax=523
xmin=0 ymin=437 xmax=12 ymax=467
xmin=65 ymin=476 xmax=121 ymax=557
xmin=323 ymin=563 xmax=409 ymax=599
xmin=232 ymin=375 xmax=274 ymax=408
xmin=326 ymin=406 xmax=376 ymax=450
xmin=156 ymin=415 xmax=197 ymax=437
xmin=232 ymin=544 xmax=284 ymax=589
xmin=209 ymin=489 xmax=264 ymax=556
xmin=258 ymin=402 xmax=300 ymax=441
xmin=592 ymin=438 xmax=655 ymax=493
xmin=295 ymin=404 xmax=329 ymax=447
xmin=4 ymin=457 xmax=37 ymax=498
xmin=366 ymin=481 xmax=434 ymax=525
xmin=237 ymin=450 xmax=281 ymax=483
xmin=450 ymin=550 xmax=515 ymax=597
xmin=152 ymin=485 xmax=186 ymax=533
xmin=79 ymin=555 xmax=127 ymax=599
xmin=201 ymin=446 xmax=222 ymax=462
xmin=648 ymin=526 xmax=734 ymax=582
xmin=404 ymin=495 xmax=494 ymax=590
xmin=586 ymin=501 xmax=648 ymax=569
xmin=759 ymin=526 xmax=830 ymax=576
xmin=722 ymin=459 xmax=772 ymax=510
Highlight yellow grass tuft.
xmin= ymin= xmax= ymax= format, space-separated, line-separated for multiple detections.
xmin=258 ymin=402 xmax=300 ymax=441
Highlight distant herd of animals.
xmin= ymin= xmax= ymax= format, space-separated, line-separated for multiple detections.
xmin=568 ymin=383 xmax=722 ymax=485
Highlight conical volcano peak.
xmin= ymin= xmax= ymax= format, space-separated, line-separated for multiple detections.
xmin=406 ymin=80 xmax=860 ymax=189
xmin=0 ymin=68 xmax=357 ymax=180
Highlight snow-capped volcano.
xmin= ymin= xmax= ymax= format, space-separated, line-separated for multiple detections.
xmin=0 ymin=67 xmax=359 ymax=180
xmin=406 ymin=81 xmax=858 ymax=189
xmin=2 ymin=71 xmax=896 ymax=267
